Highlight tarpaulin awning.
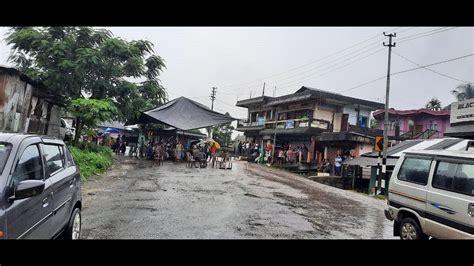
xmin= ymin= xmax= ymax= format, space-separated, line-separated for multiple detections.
xmin=137 ymin=97 xmax=236 ymax=130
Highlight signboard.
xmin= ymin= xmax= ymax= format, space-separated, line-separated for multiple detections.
xmin=374 ymin=136 xmax=383 ymax=152
xmin=450 ymin=99 xmax=474 ymax=124
xmin=286 ymin=119 xmax=295 ymax=129
xmin=299 ymin=121 xmax=309 ymax=128
xmin=257 ymin=117 xmax=266 ymax=126
xmin=311 ymin=120 xmax=329 ymax=130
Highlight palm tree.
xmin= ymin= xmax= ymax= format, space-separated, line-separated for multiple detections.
xmin=425 ymin=98 xmax=442 ymax=111
xmin=451 ymin=83 xmax=474 ymax=101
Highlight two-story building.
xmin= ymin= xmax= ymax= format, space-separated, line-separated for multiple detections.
xmin=372 ymin=108 xmax=451 ymax=141
xmin=236 ymin=86 xmax=384 ymax=164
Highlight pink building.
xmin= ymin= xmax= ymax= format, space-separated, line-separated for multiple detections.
xmin=373 ymin=108 xmax=450 ymax=140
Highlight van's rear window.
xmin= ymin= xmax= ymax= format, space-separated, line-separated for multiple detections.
xmin=0 ymin=142 xmax=13 ymax=175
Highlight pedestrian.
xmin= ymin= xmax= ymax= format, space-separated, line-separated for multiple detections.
xmin=121 ymin=140 xmax=127 ymax=155
xmin=153 ymin=143 xmax=161 ymax=166
xmin=237 ymin=141 xmax=242 ymax=155
xmin=301 ymin=144 xmax=308 ymax=162
xmin=139 ymin=137 xmax=146 ymax=158
xmin=278 ymin=148 xmax=284 ymax=166
xmin=146 ymin=141 xmax=154 ymax=160
xmin=335 ymin=152 xmax=343 ymax=176
xmin=210 ymin=143 xmax=218 ymax=167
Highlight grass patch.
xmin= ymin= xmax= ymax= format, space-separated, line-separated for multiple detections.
xmin=68 ymin=142 xmax=113 ymax=180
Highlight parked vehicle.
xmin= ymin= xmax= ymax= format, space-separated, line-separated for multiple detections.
xmin=0 ymin=133 xmax=82 ymax=239
xmin=385 ymin=149 xmax=473 ymax=240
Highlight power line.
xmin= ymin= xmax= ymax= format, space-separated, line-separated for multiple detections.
xmin=274 ymin=48 xmax=386 ymax=93
xmin=338 ymin=53 xmax=474 ymax=94
xmin=393 ymin=50 xmax=472 ymax=84
xmin=218 ymin=27 xmax=402 ymax=90
xmin=219 ymin=27 xmax=452 ymax=99
xmin=397 ymin=27 xmax=457 ymax=43
xmin=258 ymin=40 xmax=385 ymax=88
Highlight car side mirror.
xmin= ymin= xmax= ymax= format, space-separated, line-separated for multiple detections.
xmin=9 ymin=180 xmax=45 ymax=202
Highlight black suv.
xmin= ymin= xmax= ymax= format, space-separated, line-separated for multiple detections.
xmin=0 ymin=133 xmax=82 ymax=239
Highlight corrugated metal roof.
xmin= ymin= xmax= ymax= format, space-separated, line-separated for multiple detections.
xmin=424 ymin=138 xmax=465 ymax=150
xmin=363 ymin=139 xmax=424 ymax=158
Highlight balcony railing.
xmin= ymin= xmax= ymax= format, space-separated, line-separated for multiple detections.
xmin=382 ymin=128 xmax=441 ymax=140
xmin=237 ymin=118 xmax=331 ymax=131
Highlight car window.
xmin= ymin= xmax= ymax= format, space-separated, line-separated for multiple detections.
xmin=64 ymin=146 xmax=75 ymax=166
xmin=454 ymin=163 xmax=474 ymax=196
xmin=397 ymin=157 xmax=432 ymax=185
xmin=0 ymin=142 xmax=12 ymax=175
xmin=432 ymin=161 xmax=456 ymax=190
xmin=42 ymin=144 xmax=64 ymax=176
xmin=433 ymin=161 xmax=474 ymax=196
xmin=11 ymin=144 xmax=44 ymax=186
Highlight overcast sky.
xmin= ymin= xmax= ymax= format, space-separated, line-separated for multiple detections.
xmin=1 ymin=27 xmax=473 ymax=127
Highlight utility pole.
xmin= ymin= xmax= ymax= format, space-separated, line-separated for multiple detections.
xmin=208 ymin=87 xmax=217 ymax=138
xmin=210 ymin=87 xmax=217 ymax=111
xmin=380 ymin=32 xmax=396 ymax=195
xmin=272 ymin=108 xmax=278 ymax=164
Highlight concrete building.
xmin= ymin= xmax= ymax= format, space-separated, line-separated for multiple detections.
xmin=445 ymin=99 xmax=474 ymax=139
xmin=0 ymin=66 xmax=63 ymax=137
xmin=373 ymin=108 xmax=451 ymax=140
xmin=235 ymin=86 xmax=384 ymax=165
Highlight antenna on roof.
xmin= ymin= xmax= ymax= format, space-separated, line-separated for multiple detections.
xmin=262 ymin=82 xmax=266 ymax=96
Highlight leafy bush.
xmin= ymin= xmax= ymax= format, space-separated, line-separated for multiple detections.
xmin=68 ymin=143 xmax=113 ymax=180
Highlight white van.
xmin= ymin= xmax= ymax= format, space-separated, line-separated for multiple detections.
xmin=385 ymin=150 xmax=473 ymax=240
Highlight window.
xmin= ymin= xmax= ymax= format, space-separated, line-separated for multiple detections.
xmin=64 ymin=146 xmax=75 ymax=166
xmin=397 ymin=157 xmax=432 ymax=185
xmin=432 ymin=161 xmax=456 ymax=190
xmin=0 ymin=143 xmax=12 ymax=174
xmin=11 ymin=145 xmax=44 ymax=185
xmin=42 ymin=144 xmax=64 ymax=176
xmin=358 ymin=116 xmax=368 ymax=128
xmin=408 ymin=119 xmax=414 ymax=131
xmin=430 ymin=120 xmax=438 ymax=131
xmin=454 ymin=164 xmax=474 ymax=195
xmin=433 ymin=161 xmax=474 ymax=196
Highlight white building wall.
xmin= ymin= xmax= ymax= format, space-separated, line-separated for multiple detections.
xmin=343 ymin=105 xmax=372 ymax=126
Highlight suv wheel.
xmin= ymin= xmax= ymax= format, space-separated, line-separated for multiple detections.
xmin=399 ymin=217 xmax=428 ymax=240
xmin=64 ymin=208 xmax=81 ymax=240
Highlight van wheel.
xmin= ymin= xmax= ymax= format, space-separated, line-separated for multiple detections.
xmin=63 ymin=208 xmax=81 ymax=240
xmin=399 ymin=218 xmax=428 ymax=240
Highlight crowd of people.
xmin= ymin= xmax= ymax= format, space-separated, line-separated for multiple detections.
xmin=109 ymin=135 xmax=227 ymax=168
xmin=108 ymin=135 xmax=353 ymax=175
xmin=235 ymin=140 xmax=354 ymax=176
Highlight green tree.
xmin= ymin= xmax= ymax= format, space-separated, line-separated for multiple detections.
xmin=370 ymin=118 xmax=379 ymax=129
xmin=425 ymin=97 xmax=442 ymax=111
xmin=67 ymin=99 xmax=118 ymax=143
xmin=5 ymin=27 xmax=167 ymax=123
xmin=212 ymin=112 xmax=234 ymax=147
xmin=451 ymin=83 xmax=474 ymax=101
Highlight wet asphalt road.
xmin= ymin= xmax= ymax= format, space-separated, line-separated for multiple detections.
xmin=81 ymin=157 xmax=395 ymax=239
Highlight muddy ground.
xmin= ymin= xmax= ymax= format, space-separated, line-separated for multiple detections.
xmin=81 ymin=156 xmax=395 ymax=239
